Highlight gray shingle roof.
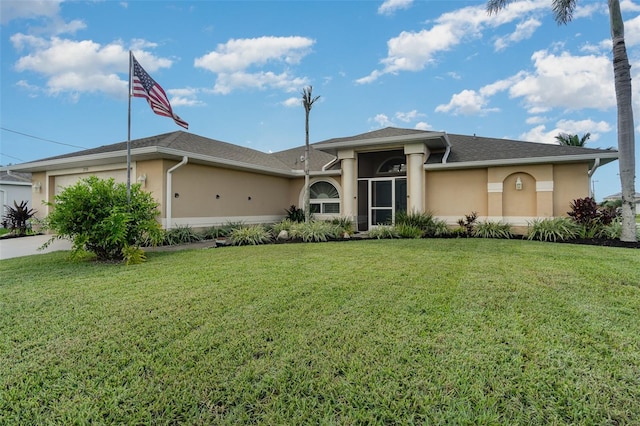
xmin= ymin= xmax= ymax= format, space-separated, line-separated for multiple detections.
xmin=0 ymin=171 xmax=31 ymax=183
xmin=8 ymin=127 xmax=617 ymax=174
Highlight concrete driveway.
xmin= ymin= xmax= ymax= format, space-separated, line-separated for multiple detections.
xmin=0 ymin=234 xmax=72 ymax=260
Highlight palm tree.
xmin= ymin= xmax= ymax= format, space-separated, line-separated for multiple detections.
xmin=302 ymin=86 xmax=320 ymax=224
xmin=488 ymin=0 xmax=636 ymax=242
xmin=555 ymin=132 xmax=591 ymax=146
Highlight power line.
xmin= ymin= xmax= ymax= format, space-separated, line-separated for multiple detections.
xmin=0 ymin=152 xmax=25 ymax=162
xmin=1 ymin=127 xmax=87 ymax=150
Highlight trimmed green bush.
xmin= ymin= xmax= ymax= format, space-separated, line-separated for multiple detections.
xmin=42 ymin=176 xmax=163 ymax=262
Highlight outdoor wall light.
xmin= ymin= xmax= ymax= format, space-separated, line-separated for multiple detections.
xmin=137 ymin=174 xmax=147 ymax=187
xmin=32 ymin=182 xmax=42 ymax=193
xmin=174 ymin=193 xmax=180 ymax=198
xmin=248 ymin=196 xmax=252 ymax=200
xmin=216 ymin=194 xmax=220 ymax=199
xmin=515 ymin=177 xmax=523 ymax=191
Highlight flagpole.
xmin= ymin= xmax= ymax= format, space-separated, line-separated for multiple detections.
xmin=127 ymin=50 xmax=132 ymax=204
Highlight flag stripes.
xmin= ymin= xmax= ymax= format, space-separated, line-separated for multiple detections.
xmin=131 ymin=54 xmax=188 ymax=129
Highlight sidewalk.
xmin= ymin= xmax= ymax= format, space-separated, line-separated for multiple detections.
xmin=0 ymin=234 xmax=72 ymax=260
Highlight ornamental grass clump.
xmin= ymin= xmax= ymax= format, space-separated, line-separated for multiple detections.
xmin=163 ymin=225 xmax=202 ymax=246
xmin=368 ymin=225 xmax=399 ymax=239
xmin=473 ymin=221 xmax=513 ymax=239
xmin=228 ymin=224 xmax=272 ymax=246
xmin=289 ymin=220 xmax=338 ymax=242
xmin=527 ymin=217 xmax=579 ymax=242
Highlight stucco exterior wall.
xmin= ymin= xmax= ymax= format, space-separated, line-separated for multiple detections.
xmin=425 ymin=169 xmax=488 ymax=217
xmin=167 ymin=163 xmax=291 ymax=227
xmin=552 ymin=163 xmax=590 ymax=216
xmin=30 ymin=171 xmax=47 ymax=221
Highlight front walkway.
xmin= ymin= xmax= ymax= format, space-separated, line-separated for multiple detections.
xmin=0 ymin=235 xmax=72 ymax=260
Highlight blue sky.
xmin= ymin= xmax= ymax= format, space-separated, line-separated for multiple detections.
xmin=1 ymin=0 xmax=639 ymax=200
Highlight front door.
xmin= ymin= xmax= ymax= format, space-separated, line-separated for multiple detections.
xmin=369 ymin=178 xmax=407 ymax=228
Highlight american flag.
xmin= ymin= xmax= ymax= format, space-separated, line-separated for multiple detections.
xmin=131 ymin=54 xmax=189 ymax=129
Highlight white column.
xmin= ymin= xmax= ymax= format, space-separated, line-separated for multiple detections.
xmin=338 ymin=150 xmax=356 ymax=221
xmin=404 ymin=144 xmax=427 ymax=213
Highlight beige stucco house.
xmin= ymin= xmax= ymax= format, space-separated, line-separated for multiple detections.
xmin=4 ymin=127 xmax=618 ymax=234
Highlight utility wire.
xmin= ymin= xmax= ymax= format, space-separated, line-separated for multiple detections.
xmin=1 ymin=127 xmax=87 ymax=150
xmin=0 ymin=152 xmax=25 ymax=162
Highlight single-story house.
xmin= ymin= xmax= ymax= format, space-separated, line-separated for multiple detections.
xmin=2 ymin=127 xmax=618 ymax=234
xmin=0 ymin=171 xmax=32 ymax=226
xmin=603 ymin=192 xmax=640 ymax=211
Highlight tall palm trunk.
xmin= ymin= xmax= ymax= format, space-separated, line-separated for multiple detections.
xmin=609 ymin=0 xmax=637 ymax=242
xmin=302 ymin=86 xmax=320 ymax=224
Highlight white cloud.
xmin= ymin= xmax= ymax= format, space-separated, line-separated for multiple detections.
xmin=194 ymin=36 xmax=314 ymax=94
xmin=0 ymin=0 xmax=62 ymax=24
xmin=414 ymin=121 xmax=432 ymax=130
xmin=494 ymin=18 xmax=541 ymax=51
xmin=509 ymin=50 xmax=615 ymax=113
xmin=378 ymin=0 xmax=413 ymax=16
xmin=621 ymin=0 xmax=640 ymax=12
xmin=519 ymin=119 xmax=612 ymax=144
xmin=167 ymin=88 xmax=205 ymax=107
xmin=437 ymin=48 xmax=615 ymax=118
xmin=370 ymin=113 xmax=394 ymax=127
xmin=10 ymin=35 xmax=177 ymax=99
xmin=282 ymin=96 xmax=301 ymax=107
xmin=358 ymin=0 xmax=548 ymax=83
xmin=526 ymin=115 xmax=547 ymax=124
xmin=435 ymin=89 xmax=499 ymax=115
xmin=395 ymin=109 xmax=424 ymax=122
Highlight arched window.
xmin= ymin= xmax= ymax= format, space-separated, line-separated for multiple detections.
xmin=310 ymin=181 xmax=340 ymax=214
xmin=377 ymin=157 xmax=406 ymax=175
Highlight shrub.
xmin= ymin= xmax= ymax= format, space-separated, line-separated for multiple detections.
xmin=200 ymin=226 xmax=228 ymax=240
xmin=430 ymin=219 xmax=451 ymax=237
xmin=368 ymin=225 xmax=399 ymax=239
xmin=271 ymin=219 xmax=295 ymax=235
xmin=228 ymin=224 xmax=272 ymax=246
xmin=42 ymin=176 xmax=163 ymax=262
xmin=473 ymin=221 xmax=513 ymax=239
xmin=289 ymin=220 xmax=337 ymax=242
xmin=285 ymin=205 xmax=305 ymax=223
xmin=594 ymin=219 xmax=622 ymax=240
xmin=568 ymin=197 xmax=599 ymax=226
xmin=4 ymin=200 xmax=36 ymax=236
xmin=163 ymin=225 xmax=202 ymax=246
xmin=527 ymin=217 xmax=579 ymax=242
xmin=456 ymin=212 xmax=478 ymax=237
xmin=396 ymin=223 xmax=423 ymax=239
xmin=330 ymin=217 xmax=354 ymax=236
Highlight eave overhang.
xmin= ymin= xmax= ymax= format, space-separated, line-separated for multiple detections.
xmin=423 ymin=152 xmax=619 ymax=170
xmin=314 ymin=132 xmax=450 ymax=156
xmin=2 ymin=146 xmax=311 ymax=178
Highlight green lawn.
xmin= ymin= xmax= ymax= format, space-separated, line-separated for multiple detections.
xmin=1 ymin=239 xmax=639 ymax=424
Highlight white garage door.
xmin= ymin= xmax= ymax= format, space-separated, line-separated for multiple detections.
xmin=54 ymin=170 xmax=128 ymax=195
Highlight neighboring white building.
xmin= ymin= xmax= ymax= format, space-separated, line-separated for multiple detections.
xmin=0 ymin=171 xmax=32 ymax=226
xmin=603 ymin=192 xmax=640 ymax=211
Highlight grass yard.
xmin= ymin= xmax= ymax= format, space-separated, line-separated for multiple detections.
xmin=1 ymin=239 xmax=639 ymax=424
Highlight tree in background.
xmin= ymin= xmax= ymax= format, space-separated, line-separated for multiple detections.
xmin=302 ymin=86 xmax=320 ymax=224
xmin=555 ymin=132 xmax=591 ymax=146
xmin=487 ymin=0 xmax=636 ymax=242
